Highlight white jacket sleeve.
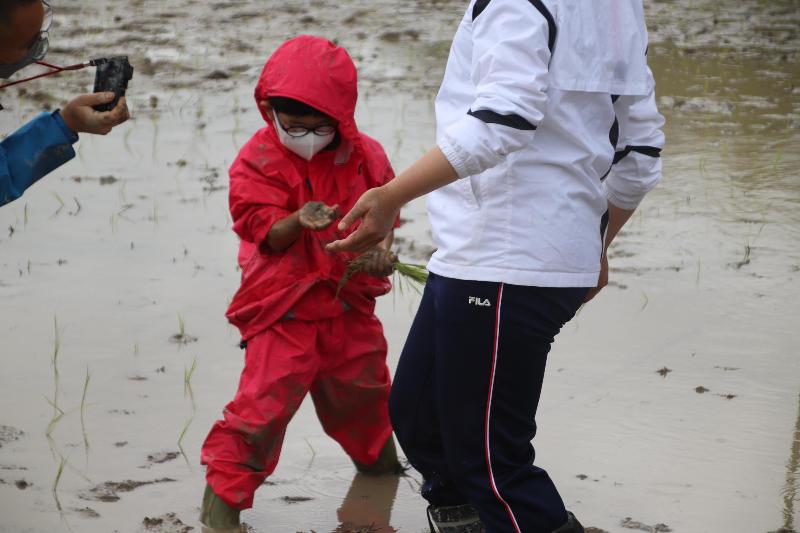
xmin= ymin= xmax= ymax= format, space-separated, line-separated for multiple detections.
xmin=604 ymin=70 xmax=666 ymax=210
xmin=438 ymin=0 xmax=554 ymax=179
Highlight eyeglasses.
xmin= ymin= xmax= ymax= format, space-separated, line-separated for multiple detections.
xmin=32 ymin=0 xmax=53 ymax=61
xmin=275 ymin=114 xmax=337 ymax=138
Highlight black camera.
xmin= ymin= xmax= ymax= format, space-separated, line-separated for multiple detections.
xmin=91 ymin=56 xmax=133 ymax=112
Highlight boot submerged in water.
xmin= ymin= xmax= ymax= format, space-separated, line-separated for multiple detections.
xmin=200 ymin=484 xmax=241 ymax=531
xmin=353 ymin=437 xmax=404 ymax=475
xmin=426 ymin=505 xmax=583 ymax=533
xmin=427 ymin=503 xmax=486 ymax=533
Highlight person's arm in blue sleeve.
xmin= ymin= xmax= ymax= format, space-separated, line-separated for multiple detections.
xmin=0 ymin=109 xmax=78 ymax=207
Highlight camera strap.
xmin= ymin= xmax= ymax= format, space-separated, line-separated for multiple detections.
xmin=0 ymin=60 xmax=92 ymax=91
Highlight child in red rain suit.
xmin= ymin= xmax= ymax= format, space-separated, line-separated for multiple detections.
xmin=199 ymin=36 xmax=401 ymax=530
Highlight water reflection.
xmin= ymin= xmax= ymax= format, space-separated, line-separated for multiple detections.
xmin=335 ymin=472 xmax=401 ymax=533
xmin=783 ymin=393 xmax=800 ymax=532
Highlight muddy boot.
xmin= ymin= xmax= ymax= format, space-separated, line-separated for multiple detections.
xmin=426 ymin=503 xmax=486 ymax=533
xmin=200 ymin=484 xmax=241 ymax=531
xmin=353 ymin=437 xmax=404 ymax=475
xmin=552 ymin=511 xmax=584 ymax=533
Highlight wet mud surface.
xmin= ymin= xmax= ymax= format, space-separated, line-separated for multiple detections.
xmin=1 ymin=0 xmax=799 ymax=532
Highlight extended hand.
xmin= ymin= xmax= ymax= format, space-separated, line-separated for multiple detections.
xmin=298 ymin=202 xmax=339 ymax=231
xmin=326 ymin=186 xmax=400 ymax=254
xmin=61 ymin=92 xmax=130 ymax=135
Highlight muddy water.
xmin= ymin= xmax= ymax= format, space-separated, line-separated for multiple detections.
xmin=0 ymin=1 xmax=798 ymax=532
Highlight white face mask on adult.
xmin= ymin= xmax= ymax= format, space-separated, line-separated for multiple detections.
xmin=273 ymin=111 xmax=336 ymax=161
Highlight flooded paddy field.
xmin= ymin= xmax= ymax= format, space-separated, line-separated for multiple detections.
xmin=0 ymin=0 xmax=798 ymax=531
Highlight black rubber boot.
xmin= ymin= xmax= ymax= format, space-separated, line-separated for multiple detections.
xmin=199 ymin=484 xmax=241 ymax=531
xmin=353 ymin=436 xmax=404 ymax=475
xmin=552 ymin=511 xmax=585 ymax=533
xmin=427 ymin=503 xmax=486 ymax=533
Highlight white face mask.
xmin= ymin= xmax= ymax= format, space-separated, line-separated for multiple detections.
xmin=273 ymin=111 xmax=336 ymax=161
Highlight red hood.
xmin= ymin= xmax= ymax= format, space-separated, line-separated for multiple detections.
xmin=255 ymin=35 xmax=361 ymax=149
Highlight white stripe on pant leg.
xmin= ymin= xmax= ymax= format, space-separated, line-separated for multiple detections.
xmin=483 ymin=283 xmax=522 ymax=533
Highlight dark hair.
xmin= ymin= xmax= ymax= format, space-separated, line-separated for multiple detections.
xmin=0 ymin=0 xmax=39 ymax=23
xmin=269 ymin=96 xmax=329 ymax=119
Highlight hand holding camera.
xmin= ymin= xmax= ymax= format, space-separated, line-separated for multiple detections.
xmin=60 ymin=91 xmax=130 ymax=135
xmin=60 ymin=56 xmax=133 ymax=135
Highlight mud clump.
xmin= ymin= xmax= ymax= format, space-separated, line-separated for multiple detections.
xmin=80 ymin=478 xmax=176 ymax=503
xmin=205 ymin=70 xmax=230 ymax=80
xmin=281 ymin=495 xmax=313 ymax=504
xmin=0 ymin=426 xmax=24 ymax=448
xmin=170 ymin=332 xmax=198 ymax=345
xmin=146 ymin=451 xmax=180 ymax=465
xmin=142 ymin=512 xmax=193 ymax=532
xmin=14 ymin=479 xmax=31 ymax=490
xmin=379 ymin=29 xmax=421 ymax=42
xmin=72 ymin=507 xmax=101 ymax=519
xmin=303 ymin=201 xmax=339 ymax=227
xmin=620 ymin=517 xmax=672 ymax=532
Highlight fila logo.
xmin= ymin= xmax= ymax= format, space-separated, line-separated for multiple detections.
xmin=468 ymin=296 xmax=492 ymax=307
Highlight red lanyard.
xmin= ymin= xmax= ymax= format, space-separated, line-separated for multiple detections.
xmin=0 ymin=60 xmax=91 ymax=91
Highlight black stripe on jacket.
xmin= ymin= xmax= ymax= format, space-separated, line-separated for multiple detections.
xmin=614 ymin=145 xmax=662 ymax=164
xmin=472 ymin=0 xmax=557 ymax=54
xmin=468 ymin=109 xmax=538 ymax=130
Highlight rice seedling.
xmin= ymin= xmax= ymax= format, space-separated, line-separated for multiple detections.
xmin=640 ymin=291 xmax=649 ymax=312
xmin=337 ymin=250 xmax=428 ymax=297
xmin=177 ymin=415 xmax=194 ymax=467
xmin=118 ymin=181 xmax=127 ymax=204
xmin=69 ymin=197 xmax=82 ymax=217
xmin=80 ymin=366 xmax=91 ymax=460
xmin=781 ymin=393 xmax=800 ymax=531
xmin=171 ymin=314 xmax=198 ymax=345
xmin=23 ymin=203 xmax=28 ymax=226
xmin=179 ymin=356 xmax=199 ymax=467
xmin=52 ymin=453 xmax=67 ymax=512
xmin=184 ymin=355 xmax=198 ymax=406
xmin=151 ymin=112 xmax=160 ymax=161
xmin=734 ymin=243 xmax=752 ymax=269
xmin=44 ymin=395 xmax=66 ymax=439
xmin=51 ymin=315 xmax=61 ymax=417
xmin=394 ymin=261 xmax=428 ymax=285
xmin=52 ymin=193 xmax=65 ymax=218
xmin=122 ymin=124 xmax=134 ymax=156
xmin=304 ymin=437 xmax=317 ymax=461
xmin=772 ymin=148 xmax=782 ymax=173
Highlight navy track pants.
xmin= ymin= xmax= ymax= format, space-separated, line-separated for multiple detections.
xmin=389 ymin=273 xmax=588 ymax=533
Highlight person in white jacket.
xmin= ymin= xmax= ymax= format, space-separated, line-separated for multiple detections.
xmin=329 ymin=1 xmax=665 ymax=531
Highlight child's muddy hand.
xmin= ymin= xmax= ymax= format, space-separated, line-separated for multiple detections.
xmin=299 ymin=202 xmax=339 ymax=231
xmin=362 ymin=248 xmax=396 ymax=277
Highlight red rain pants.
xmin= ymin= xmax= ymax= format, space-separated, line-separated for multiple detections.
xmin=200 ymin=311 xmax=393 ymax=510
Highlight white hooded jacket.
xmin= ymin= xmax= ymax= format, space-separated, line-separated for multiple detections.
xmin=430 ymin=0 xmax=665 ymax=287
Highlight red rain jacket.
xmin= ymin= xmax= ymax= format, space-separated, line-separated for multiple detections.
xmin=226 ymin=36 xmax=397 ymax=341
